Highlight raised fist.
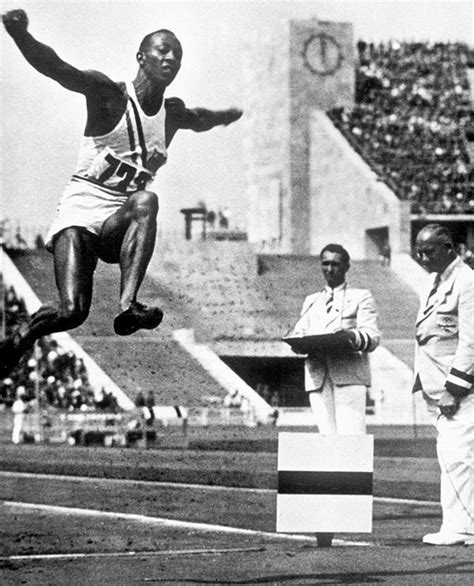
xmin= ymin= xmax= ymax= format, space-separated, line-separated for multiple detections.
xmin=2 ymin=9 xmax=29 ymax=37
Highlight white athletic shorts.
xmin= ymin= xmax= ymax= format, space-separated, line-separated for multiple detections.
xmin=45 ymin=179 xmax=129 ymax=251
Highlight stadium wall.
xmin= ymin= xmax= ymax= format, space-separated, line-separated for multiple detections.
xmin=309 ymin=110 xmax=411 ymax=260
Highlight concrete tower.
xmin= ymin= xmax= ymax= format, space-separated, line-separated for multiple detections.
xmin=244 ymin=17 xmax=355 ymax=254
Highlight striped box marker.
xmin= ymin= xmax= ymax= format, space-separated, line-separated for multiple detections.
xmin=277 ymin=432 xmax=373 ymax=533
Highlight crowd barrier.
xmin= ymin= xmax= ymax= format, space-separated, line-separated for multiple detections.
xmin=12 ymin=406 xmax=190 ymax=447
xmin=8 ymin=402 xmax=271 ymax=446
xmin=16 ymin=410 xmax=134 ymax=446
xmin=189 ymin=406 xmax=260 ymax=428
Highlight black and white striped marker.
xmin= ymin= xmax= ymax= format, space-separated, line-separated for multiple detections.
xmin=277 ymin=432 xmax=373 ymax=533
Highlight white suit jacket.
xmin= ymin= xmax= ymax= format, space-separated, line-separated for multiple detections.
xmin=414 ymin=257 xmax=474 ymax=399
xmin=293 ymin=284 xmax=380 ymax=390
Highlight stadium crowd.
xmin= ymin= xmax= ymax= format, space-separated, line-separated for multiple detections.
xmin=328 ymin=40 xmax=473 ymax=215
xmin=0 ymin=285 xmax=119 ymax=412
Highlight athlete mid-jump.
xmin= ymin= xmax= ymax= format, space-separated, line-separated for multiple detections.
xmin=1 ymin=9 xmax=242 ymax=376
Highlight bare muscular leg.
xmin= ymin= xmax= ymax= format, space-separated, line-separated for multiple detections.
xmin=0 ymin=228 xmax=97 ymax=376
xmin=98 ymin=190 xmax=163 ymax=335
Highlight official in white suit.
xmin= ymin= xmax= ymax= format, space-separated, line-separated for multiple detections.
xmin=414 ymin=224 xmax=474 ymax=546
xmin=293 ymin=244 xmax=380 ymax=435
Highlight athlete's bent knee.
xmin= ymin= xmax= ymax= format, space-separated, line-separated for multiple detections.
xmin=58 ymin=302 xmax=89 ymax=329
xmin=130 ymin=190 xmax=159 ymax=218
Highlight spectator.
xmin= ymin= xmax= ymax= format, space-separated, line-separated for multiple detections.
xmin=218 ymin=210 xmax=229 ymax=229
xmin=458 ymin=243 xmax=474 ymax=268
xmin=14 ymin=229 xmax=28 ymax=250
xmin=135 ymin=390 xmax=146 ymax=408
xmin=35 ymin=233 xmax=45 ymax=250
xmin=380 ymin=241 xmax=392 ymax=266
xmin=224 ymin=389 xmax=241 ymax=409
xmin=146 ymin=390 xmax=156 ymax=422
xmin=206 ymin=209 xmax=216 ymax=228
xmin=11 ymin=389 xmax=28 ymax=444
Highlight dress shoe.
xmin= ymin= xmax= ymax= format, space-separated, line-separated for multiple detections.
xmin=422 ymin=531 xmax=474 ymax=545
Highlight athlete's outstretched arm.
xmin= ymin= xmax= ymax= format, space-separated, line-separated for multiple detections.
xmin=166 ymin=98 xmax=243 ymax=133
xmin=185 ymin=107 xmax=243 ymax=132
xmin=2 ymin=9 xmax=109 ymax=94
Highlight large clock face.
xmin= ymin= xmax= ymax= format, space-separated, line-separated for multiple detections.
xmin=302 ymin=32 xmax=343 ymax=76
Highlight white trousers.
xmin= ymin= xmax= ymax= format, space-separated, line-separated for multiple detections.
xmin=308 ymin=376 xmax=367 ymax=435
xmin=12 ymin=414 xmax=24 ymax=444
xmin=425 ymin=392 xmax=474 ymax=534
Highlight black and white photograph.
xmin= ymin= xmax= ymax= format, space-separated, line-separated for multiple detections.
xmin=1 ymin=0 xmax=473 ymax=583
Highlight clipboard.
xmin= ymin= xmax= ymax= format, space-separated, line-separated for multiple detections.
xmin=282 ymin=331 xmax=355 ymax=354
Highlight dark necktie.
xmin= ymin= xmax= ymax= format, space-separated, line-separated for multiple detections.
xmin=423 ymin=273 xmax=441 ymax=315
xmin=326 ymin=289 xmax=333 ymax=314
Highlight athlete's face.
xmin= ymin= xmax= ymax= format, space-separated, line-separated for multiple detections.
xmin=138 ymin=32 xmax=182 ymax=85
xmin=320 ymin=251 xmax=349 ymax=288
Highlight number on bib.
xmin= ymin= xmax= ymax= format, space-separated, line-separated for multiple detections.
xmin=95 ymin=152 xmax=152 ymax=191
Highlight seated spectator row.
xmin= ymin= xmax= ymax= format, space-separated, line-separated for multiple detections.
xmin=328 ymin=40 xmax=473 ymax=214
xmin=1 ymin=286 xmax=119 ymax=412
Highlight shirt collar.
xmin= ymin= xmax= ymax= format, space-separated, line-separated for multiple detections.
xmin=325 ymin=282 xmax=346 ymax=294
xmin=436 ymin=256 xmax=461 ymax=283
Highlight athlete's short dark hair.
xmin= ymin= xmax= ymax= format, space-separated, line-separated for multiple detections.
xmin=139 ymin=29 xmax=179 ymax=53
xmin=320 ymin=243 xmax=350 ymax=265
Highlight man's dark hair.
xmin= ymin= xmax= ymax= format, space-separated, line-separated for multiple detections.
xmin=139 ymin=29 xmax=179 ymax=53
xmin=320 ymin=243 xmax=350 ymax=265
xmin=418 ymin=223 xmax=454 ymax=248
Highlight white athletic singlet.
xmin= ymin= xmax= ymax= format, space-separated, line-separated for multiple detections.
xmin=71 ymin=82 xmax=167 ymax=195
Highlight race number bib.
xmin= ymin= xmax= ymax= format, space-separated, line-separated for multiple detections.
xmin=85 ymin=147 xmax=165 ymax=192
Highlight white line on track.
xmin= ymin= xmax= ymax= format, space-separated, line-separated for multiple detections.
xmin=3 ymin=501 xmax=372 ymax=547
xmin=0 ymin=470 xmax=270 ymax=493
xmin=3 ymin=546 xmax=266 ymax=562
xmin=0 ymin=470 xmax=440 ymax=506
xmin=375 ymin=496 xmax=439 ymax=507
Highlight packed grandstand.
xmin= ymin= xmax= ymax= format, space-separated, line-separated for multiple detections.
xmin=328 ymin=40 xmax=473 ymax=215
